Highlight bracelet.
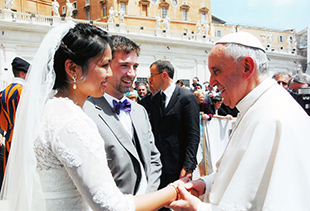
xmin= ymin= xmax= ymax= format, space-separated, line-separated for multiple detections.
xmin=168 ymin=183 xmax=180 ymax=200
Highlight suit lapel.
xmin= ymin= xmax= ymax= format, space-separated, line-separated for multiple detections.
xmin=130 ymin=103 xmax=148 ymax=168
xmin=93 ymin=97 xmax=140 ymax=161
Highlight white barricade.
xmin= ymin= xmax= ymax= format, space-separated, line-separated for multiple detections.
xmin=0 ymin=200 xmax=9 ymax=210
xmin=194 ymin=117 xmax=236 ymax=178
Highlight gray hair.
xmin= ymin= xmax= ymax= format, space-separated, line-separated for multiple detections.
xmin=272 ymin=71 xmax=291 ymax=79
xmin=289 ymin=73 xmax=310 ymax=85
xmin=224 ymin=44 xmax=269 ymax=75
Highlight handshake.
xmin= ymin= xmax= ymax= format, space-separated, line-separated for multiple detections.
xmin=167 ymin=177 xmax=206 ymax=211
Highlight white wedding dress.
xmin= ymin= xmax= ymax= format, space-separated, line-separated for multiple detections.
xmin=34 ymin=97 xmax=135 ymax=210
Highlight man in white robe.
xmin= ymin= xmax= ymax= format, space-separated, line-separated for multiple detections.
xmin=169 ymin=32 xmax=310 ymax=211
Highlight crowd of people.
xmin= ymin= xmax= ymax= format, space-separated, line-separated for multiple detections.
xmin=0 ymin=22 xmax=309 ymax=211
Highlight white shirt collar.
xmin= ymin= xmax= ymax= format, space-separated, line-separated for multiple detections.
xmin=236 ymin=78 xmax=276 ymax=115
xmin=12 ymin=77 xmax=26 ymax=86
xmin=163 ymin=82 xmax=176 ymax=99
xmin=163 ymin=82 xmax=176 ymax=107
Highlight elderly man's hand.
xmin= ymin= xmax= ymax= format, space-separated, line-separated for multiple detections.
xmin=184 ymin=178 xmax=206 ymax=196
xmin=168 ymin=185 xmax=202 ymax=211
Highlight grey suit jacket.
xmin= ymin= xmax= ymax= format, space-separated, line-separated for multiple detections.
xmin=83 ymin=96 xmax=162 ymax=194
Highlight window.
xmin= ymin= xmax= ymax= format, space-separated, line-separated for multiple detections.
xmin=102 ymin=3 xmax=106 ymax=17
xmin=182 ymin=9 xmax=187 ymax=21
xmin=62 ymin=6 xmax=66 ymax=14
xmin=86 ymin=9 xmax=90 ymax=20
xmin=120 ymin=2 xmax=126 ymax=14
xmin=216 ymin=30 xmax=222 ymax=38
xmin=73 ymin=1 xmax=77 ymax=9
xmin=181 ymin=79 xmax=190 ymax=87
xmin=279 ymin=35 xmax=283 ymax=43
xmin=201 ymin=12 xmax=206 ymax=23
xmin=289 ymin=36 xmax=293 ymax=43
xmin=151 ymin=0 xmax=157 ymax=4
xmin=172 ymin=0 xmax=178 ymax=7
xmin=85 ymin=0 xmax=89 ymax=5
xmin=136 ymin=77 xmax=148 ymax=84
xmin=162 ymin=7 xmax=167 ymax=18
xmin=180 ymin=3 xmax=190 ymax=21
xmin=142 ymin=5 xmax=148 ymax=16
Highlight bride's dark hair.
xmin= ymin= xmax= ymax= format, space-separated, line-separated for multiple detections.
xmin=53 ymin=23 xmax=112 ymax=89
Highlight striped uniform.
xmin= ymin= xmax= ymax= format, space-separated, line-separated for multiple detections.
xmin=0 ymin=83 xmax=23 ymax=172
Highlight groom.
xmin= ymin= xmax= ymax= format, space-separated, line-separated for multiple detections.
xmin=84 ymin=35 xmax=162 ymax=195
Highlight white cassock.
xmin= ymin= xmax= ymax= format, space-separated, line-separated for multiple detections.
xmin=198 ymin=78 xmax=310 ymax=211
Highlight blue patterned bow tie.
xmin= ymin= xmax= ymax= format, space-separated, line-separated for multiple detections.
xmin=112 ymin=99 xmax=131 ymax=115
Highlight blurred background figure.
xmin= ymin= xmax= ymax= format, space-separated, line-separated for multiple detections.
xmin=272 ymin=71 xmax=291 ymax=90
xmin=176 ymin=79 xmax=184 ymax=87
xmin=128 ymin=93 xmax=138 ymax=102
xmin=190 ymin=76 xmax=200 ymax=92
xmin=194 ymin=90 xmax=212 ymax=121
xmin=288 ymin=73 xmax=310 ymax=115
xmin=134 ymin=80 xmax=140 ymax=91
xmin=194 ymin=83 xmax=203 ymax=92
xmin=0 ymin=57 xmax=30 ymax=174
xmin=211 ymin=96 xmax=233 ymax=120
xmin=288 ymin=73 xmax=310 ymax=92
xmin=137 ymin=83 xmax=148 ymax=103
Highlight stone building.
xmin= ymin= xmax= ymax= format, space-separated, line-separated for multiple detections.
xmin=0 ymin=0 xmax=308 ymax=89
xmin=57 ymin=0 xmax=212 ymax=35
xmin=0 ymin=0 xmax=52 ymax=15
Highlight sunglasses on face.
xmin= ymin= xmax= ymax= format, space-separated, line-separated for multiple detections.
xmin=277 ymin=81 xmax=288 ymax=86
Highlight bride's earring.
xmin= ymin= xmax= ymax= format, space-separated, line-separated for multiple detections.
xmin=72 ymin=73 xmax=77 ymax=90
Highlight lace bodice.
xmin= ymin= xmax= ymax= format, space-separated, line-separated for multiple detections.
xmin=34 ymin=97 xmax=135 ymax=210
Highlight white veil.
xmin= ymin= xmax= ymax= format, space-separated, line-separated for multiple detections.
xmin=0 ymin=21 xmax=76 ymax=210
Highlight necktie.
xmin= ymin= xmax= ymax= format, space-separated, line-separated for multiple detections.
xmin=160 ymin=91 xmax=166 ymax=112
xmin=112 ymin=99 xmax=131 ymax=115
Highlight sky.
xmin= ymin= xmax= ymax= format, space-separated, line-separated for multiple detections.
xmin=211 ymin=0 xmax=310 ymax=32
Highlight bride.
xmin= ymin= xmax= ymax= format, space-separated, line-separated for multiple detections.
xmin=0 ymin=22 xmax=186 ymax=210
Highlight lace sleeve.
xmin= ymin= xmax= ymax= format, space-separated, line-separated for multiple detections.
xmin=50 ymin=110 xmax=135 ymax=211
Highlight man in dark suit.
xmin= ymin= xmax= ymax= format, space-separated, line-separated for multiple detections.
xmin=84 ymin=35 xmax=162 ymax=195
xmin=148 ymin=60 xmax=200 ymax=193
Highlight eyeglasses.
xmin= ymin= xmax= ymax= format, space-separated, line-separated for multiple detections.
xmin=149 ymin=72 xmax=162 ymax=78
xmin=277 ymin=81 xmax=288 ymax=86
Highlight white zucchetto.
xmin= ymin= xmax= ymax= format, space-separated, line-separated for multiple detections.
xmin=216 ymin=31 xmax=265 ymax=52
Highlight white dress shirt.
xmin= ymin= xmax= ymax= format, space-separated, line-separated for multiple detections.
xmin=162 ymin=82 xmax=176 ymax=108
xmin=104 ymin=93 xmax=133 ymax=137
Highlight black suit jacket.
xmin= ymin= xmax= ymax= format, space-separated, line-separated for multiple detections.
xmin=139 ymin=94 xmax=153 ymax=117
xmin=149 ymin=85 xmax=200 ymax=187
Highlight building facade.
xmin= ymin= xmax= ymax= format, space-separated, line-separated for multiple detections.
xmin=0 ymin=0 xmax=308 ymax=89
xmin=0 ymin=0 xmax=52 ymax=15
xmin=57 ymin=0 xmax=212 ymax=36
